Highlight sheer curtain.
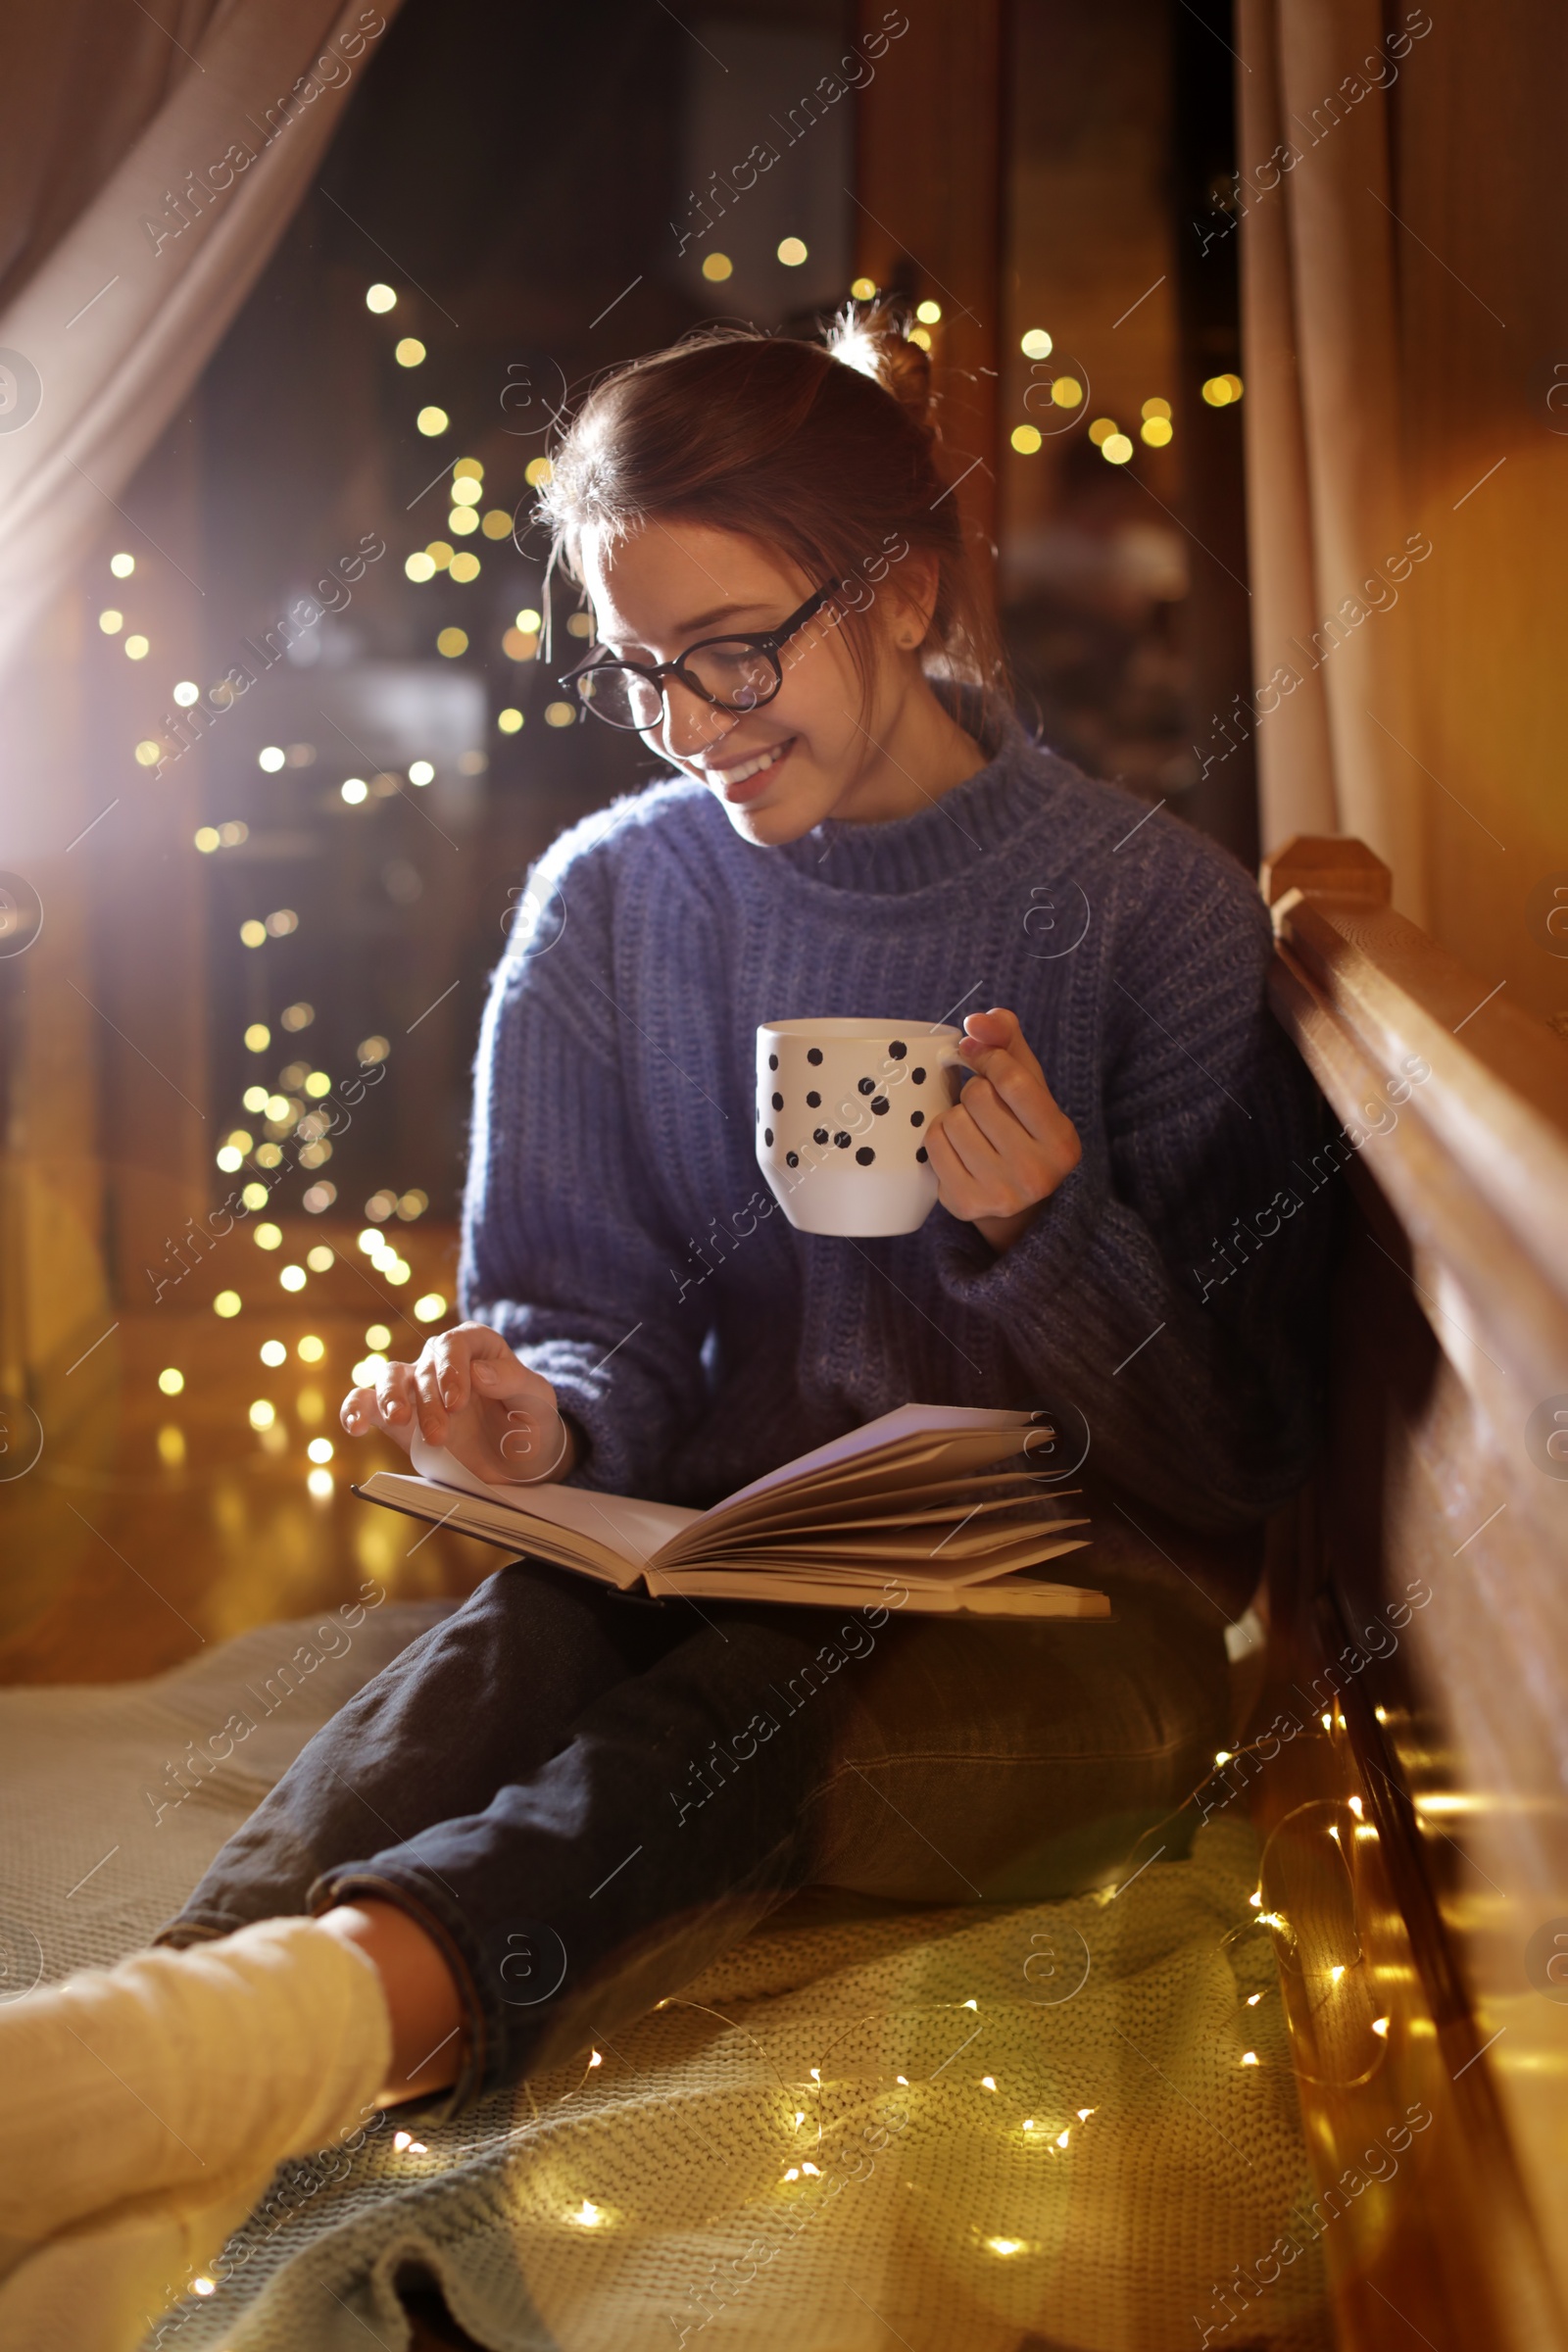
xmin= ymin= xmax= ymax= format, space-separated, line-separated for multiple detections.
xmin=0 ymin=0 xmax=405 ymax=687
xmin=1235 ymin=0 xmax=1425 ymax=916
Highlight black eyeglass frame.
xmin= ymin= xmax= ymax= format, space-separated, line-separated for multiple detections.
xmin=559 ymin=582 xmax=843 ymax=731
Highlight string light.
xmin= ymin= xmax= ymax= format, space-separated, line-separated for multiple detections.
xmin=99 ymin=609 xmax=123 ymax=634
xmin=366 ymin=283 xmax=397 ymax=313
xmin=249 ymin=1399 xmax=275 ymax=1430
xmin=702 ymin=253 xmax=732 ymax=281
xmin=1020 ymin=327 xmax=1053 ymax=359
xmin=158 ymin=1368 xmax=184 ymax=1396
xmin=777 ymin=237 xmax=808 ymax=267
xmin=416 ymin=406 xmax=449 ymax=436
xmin=395 ymin=337 xmax=425 ymax=367
xmin=214 ymin=1291 xmax=241 ymax=1318
xmin=1010 ymin=425 xmax=1042 ymax=455
xmin=110 ymin=552 xmax=135 ymax=578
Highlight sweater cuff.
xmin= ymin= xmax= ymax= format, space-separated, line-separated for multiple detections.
xmin=931 ymin=1162 xmax=1102 ymax=1313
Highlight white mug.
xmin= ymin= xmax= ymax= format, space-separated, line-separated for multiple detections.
xmin=756 ymin=1018 xmax=967 ymax=1236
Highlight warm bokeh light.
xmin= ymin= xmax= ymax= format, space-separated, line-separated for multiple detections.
xmin=515 ymin=607 xmax=542 ymax=632
xmin=424 ymin=541 xmax=453 ymax=570
xmin=394 ymin=336 xmax=425 ymax=367
xmin=110 ymin=551 xmax=135 ymax=578
xmin=404 ymin=552 xmax=436 ymax=582
xmin=1088 ymin=417 xmax=1118 ymax=446
xmin=1051 ymin=376 xmax=1083 ymax=408
xmin=907 ymin=326 xmax=931 ymax=352
xmin=214 ymin=1290 xmax=242 ymax=1318
xmin=281 ymin=1002 xmax=314 ymax=1031
xmin=243 ymin=1023 xmax=270 ymax=1052
xmin=307 ymin=1466 xmax=334 ymax=1499
xmin=260 ymin=1339 xmax=287 ymax=1367
xmin=523 ymin=457 xmax=553 ymax=488
xmin=498 ymin=706 xmax=523 ymax=732
xmin=134 ymin=739 xmax=162 ymax=765
xmin=1142 ymin=396 xmax=1171 ymax=419
xmin=915 ymin=299 xmax=942 ymax=324
xmin=544 ymin=701 xmax=575 ymax=727
xmin=480 ymin=509 xmax=513 ymax=539
xmin=258 ymin=745 xmax=285 ymax=772
xmin=307 ymin=1437 xmax=334 ymax=1464
xmin=1020 ymin=327 xmax=1054 ymax=359
xmin=702 ymin=252 xmax=733 ymax=281
xmin=298 ymin=1334 xmax=326 ymax=1362
xmin=216 ymin=1145 xmax=243 ymax=1173
xmin=98 ymin=609 xmax=123 ymax=634
xmin=157 ymin=1367 xmax=184 ymax=1396
xmin=409 ymin=759 xmax=434 ymax=785
xmin=416 ymin=405 xmax=449 ymax=435
xmin=414 ymin=1292 xmax=448 ymax=1323
xmin=248 ymin=1398 xmax=276 ymax=1430
xmin=365 ymin=282 xmax=397 ymax=313
xmin=124 ymin=634 xmax=149 ymax=660
xmin=450 ymin=475 xmax=482 ymax=506
xmin=1140 ymin=416 xmax=1173 ymax=447
xmin=365 ymin=1323 xmax=392 ymax=1349
xmin=449 ymin=551 xmax=481 ymax=582
xmin=303 ymin=1073 xmax=331 ymax=1100
xmin=777 ymin=237 xmax=808 ymax=267
xmin=454 ymin=457 xmax=483 ymax=480
xmin=254 ymin=1222 xmax=283 ymax=1251
xmin=436 ymin=627 xmax=468 ymax=658
xmin=502 ymin=629 xmax=536 ymax=662
xmin=241 ymin=1181 xmax=269 ymax=1209
xmin=172 ymin=679 xmax=200 ymax=707
xmin=240 ymin=918 xmax=267 ymax=948
xmin=1102 ymin=432 xmax=1134 ymax=464
xmin=306 ymin=1244 xmax=335 ymax=1271
xmin=1201 ymin=372 xmax=1245 ymax=406
xmin=194 ymin=826 xmax=220 ymax=852
xmin=850 ymin=276 xmax=878 ymax=301
xmin=1010 ymin=424 xmax=1043 ymax=455
xmin=341 ymin=776 xmax=368 ymax=803
xmin=280 ymin=1263 xmax=307 ymax=1293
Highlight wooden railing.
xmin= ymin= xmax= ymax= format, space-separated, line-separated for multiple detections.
xmin=1254 ymin=837 xmax=1568 ymax=2351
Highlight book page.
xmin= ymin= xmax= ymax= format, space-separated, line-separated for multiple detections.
xmin=710 ymin=1404 xmax=1042 ymax=1517
xmin=404 ymin=1438 xmax=701 ymax=1569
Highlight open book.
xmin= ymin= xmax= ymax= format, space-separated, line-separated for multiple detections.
xmin=354 ymin=1403 xmax=1108 ymax=1619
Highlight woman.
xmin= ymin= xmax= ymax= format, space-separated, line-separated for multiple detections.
xmin=0 ymin=311 xmax=1328 ymax=2331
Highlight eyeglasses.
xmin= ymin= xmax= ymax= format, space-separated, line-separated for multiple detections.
xmin=560 ymin=584 xmax=841 ymax=732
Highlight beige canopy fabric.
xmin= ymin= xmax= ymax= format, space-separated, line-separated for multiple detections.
xmin=0 ymin=0 xmax=406 ymax=688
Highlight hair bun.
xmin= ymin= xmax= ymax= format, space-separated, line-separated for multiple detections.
xmin=824 ymin=300 xmax=936 ymax=439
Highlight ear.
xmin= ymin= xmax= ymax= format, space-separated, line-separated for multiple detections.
xmin=881 ymin=548 xmax=940 ymax=651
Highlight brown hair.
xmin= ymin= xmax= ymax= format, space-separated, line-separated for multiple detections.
xmin=534 ymin=304 xmax=1004 ymax=707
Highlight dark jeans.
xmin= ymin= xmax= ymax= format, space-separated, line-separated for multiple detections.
xmin=158 ymin=1559 xmax=1229 ymax=2117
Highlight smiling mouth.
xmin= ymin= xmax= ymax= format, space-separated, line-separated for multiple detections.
xmin=699 ymin=738 xmax=793 ymax=790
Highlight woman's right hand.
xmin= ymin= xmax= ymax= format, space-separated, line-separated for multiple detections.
xmin=340 ymin=1322 xmax=576 ymax=1487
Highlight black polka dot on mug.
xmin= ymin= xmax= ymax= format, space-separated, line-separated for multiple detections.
xmin=888 ymin=1041 xmax=906 ymax=1059
xmin=806 ymin=1090 xmax=820 ymax=1107
xmin=856 ymin=1147 xmax=875 ymax=1166
xmin=871 ymin=1096 xmax=888 ymax=1115
xmin=910 ymin=1109 xmax=924 ymax=1127
xmin=768 ymin=1054 xmax=778 ymax=1070
xmin=813 ymin=1126 xmax=828 ymax=1145
xmin=911 ymin=1066 xmax=927 ymax=1085
xmin=915 ymin=1146 xmax=928 ymax=1163
xmin=771 ymin=1092 xmax=783 ymax=1110
xmin=786 ymin=1151 xmax=799 ymax=1167
xmin=808 ymin=1048 xmax=823 ymax=1065
xmin=834 ymin=1131 xmax=851 ymax=1150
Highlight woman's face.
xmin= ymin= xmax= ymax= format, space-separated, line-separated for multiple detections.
xmin=577 ymin=517 xmax=948 ymax=843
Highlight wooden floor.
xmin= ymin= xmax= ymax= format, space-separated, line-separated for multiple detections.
xmin=0 ymin=1220 xmax=499 ymax=1685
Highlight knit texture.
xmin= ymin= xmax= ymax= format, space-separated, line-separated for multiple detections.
xmin=0 ymin=1615 xmax=1329 ymax=2352
xmin=461 ymin=702 xmax=1330 ymax=1530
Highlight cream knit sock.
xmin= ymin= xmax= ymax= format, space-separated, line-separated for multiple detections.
xmin=0 ymin=2168 xmax=272 ymax=2352
xmin=0 ymin=1915 xmax=392 ymax=2255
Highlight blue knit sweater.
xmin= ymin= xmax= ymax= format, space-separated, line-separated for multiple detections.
xmin=460 ymin=700 xmax=1329 ymax=1531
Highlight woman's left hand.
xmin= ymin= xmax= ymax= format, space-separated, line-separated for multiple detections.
xmin=926 ymin=1006 xmax=1082 ymax=1253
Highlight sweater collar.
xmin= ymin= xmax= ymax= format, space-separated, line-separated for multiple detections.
xmin=761 ymin=684 xmax=1054 ymax=896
